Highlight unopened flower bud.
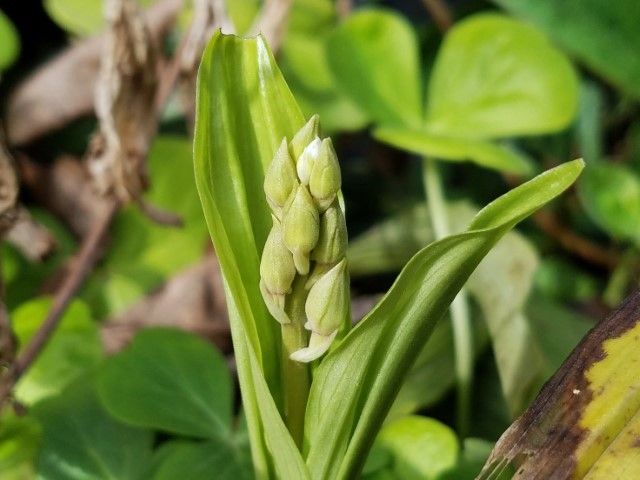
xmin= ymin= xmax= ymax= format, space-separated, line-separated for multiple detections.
xmin=264 ymin=139 xmax=298 ymax=215
xmin=309 ymin=138 xmax=341 ymax=211
xmin=259 ymin=217 xmax=296 ymax=324
xmin=290 ymin=114 xmax=320 ymax=160
xmin=261 ymin=217 xmax=296 ymax=296
xmin=312 ymin=202 xmax=347 ymax=265
xmin=291 ymin=260 xmax=349 ymax=362
xmin=296 ymin=137 xmax=322 ymax=186
xmin=283 ymin=185 xmax=319 ymax=275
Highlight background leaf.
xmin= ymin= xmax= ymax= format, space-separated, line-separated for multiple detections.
xmin=98 ymin=328 xmax=232 ymax=439
xmin=374 ymin=416 xmax=458 ymax=480
xmin=373 ymin=127 xmax=533 ymax=174
xmin=326 ymin=8 xmax=422 ymax=127
xmin=425 ymin=14 xmax=578 ymax=139
xmin=579 ymin=163 xmax=640 ymax=244
xmin=152 ymin=440 xmax=253 ymax=480
xmin=493 ymin=0 xmax=640 ymax=99
xmin=13 ymin=298 xmax=102 ymax=405
xmin=33 ymin=380 xmax=154 ymax=480
xmin=0 ymin=9 xmax=19 ymax=71
xmin=44 ymin=0 xmax=154 ymax=36
xmin=0 ymin=411 xmax=40 ymax=480
xmin=280 ymin=0 xmax=368 ymax=132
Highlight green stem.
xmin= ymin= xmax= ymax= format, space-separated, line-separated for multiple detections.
xmin=281 ymin=277 xmax=310 ymax=447
xmin=422 ymin=157 xmax=473 ymax=438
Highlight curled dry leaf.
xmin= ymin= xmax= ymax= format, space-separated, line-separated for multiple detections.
xmin=5 ymin=0 xmax=180 ymax=147
xmin=19 ymin=155 xmax=111 ymax=238
xmin=101 ymin=253 xmax=230 ymax=354
xmin=87 ymin=0 xmax=159 ymax=203
xmin=0 ymin=130 xmax=55 ymax=261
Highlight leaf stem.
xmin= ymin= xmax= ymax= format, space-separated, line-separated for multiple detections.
xmin=422 ymin=157 xmax=473 ymax=438
xmin=280 ymin=277 xmax=310 ymax=447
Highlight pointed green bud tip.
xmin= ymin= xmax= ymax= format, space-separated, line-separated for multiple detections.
xmin=296 ymin=137 xmax=321 ymax=186
xmin=309 ymin=138 xmax=341 ymax=211
xmin=304 ymin=259 xmax=349 ymax=338
xmin=290 ymin=114 xmax=320 ymax=160
xmin=283 ymin=185 xmax=319 ymax=275
xmin=312 ymin=202 xmax=347 ymax=265
xmin=264 ymin=138 xmax=298 ymax=212
xmin=260 ymin=217 xmax=296 ymax=296
xmin=290 ymin=330 xmax=338 ymax=363
xmin=260 ymin=280 xmax=290 ymax=325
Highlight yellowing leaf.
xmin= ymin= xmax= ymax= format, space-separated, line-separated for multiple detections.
xmin=479 ymin=291 xmax=640 ymax=479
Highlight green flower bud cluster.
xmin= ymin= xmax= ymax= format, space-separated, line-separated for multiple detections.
xmin=260 ymin=115 xmax=349 ymax=363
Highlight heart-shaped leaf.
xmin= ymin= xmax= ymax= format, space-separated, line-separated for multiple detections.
xmin=98 ymin=328 xmax=232 ymax=439
xmin=425 ymin=14 xmax=578 ymax=140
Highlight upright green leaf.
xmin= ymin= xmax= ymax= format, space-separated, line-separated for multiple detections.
xmin=326 ymin=9 xmax=422 ymax=128
xmin=33 ymin=380 xmax=153 ymax=480
xmin=195 ymin=32 xmax=310 ymax=479
xmin=348 ymin=201 xmax=545 ymax=415
xmin=425 ymin=14 xmax=578 ymax=139
xmin=98 ymin=328 xmax=232 ymax=439
xmin=493 ymin=0 xmax=640 ymax=99
xmin=305 ymin=160 xmax=584 ymax=480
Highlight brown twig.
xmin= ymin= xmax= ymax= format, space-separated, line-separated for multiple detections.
xmin=421 ymin=0 xmax=453 ymax=33
xmin=533 ymin=210 xmax=621 ymax=270
xmin=336 ymin=0 xmax=352 ymax=19
xmin=0 ymin=298 xmax=14 ymax=368
xmin=0 ymin=201 xmax=118 ymax=407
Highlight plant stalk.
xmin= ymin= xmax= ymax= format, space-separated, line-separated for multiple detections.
xmin=422 ymin=157 xmax=473 ymax=438
xmin=280 ymin=277 xmax=310 ymax=447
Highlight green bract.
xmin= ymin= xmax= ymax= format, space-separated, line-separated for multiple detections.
xmin=194 ymin=31 xmax=583 ymax=480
